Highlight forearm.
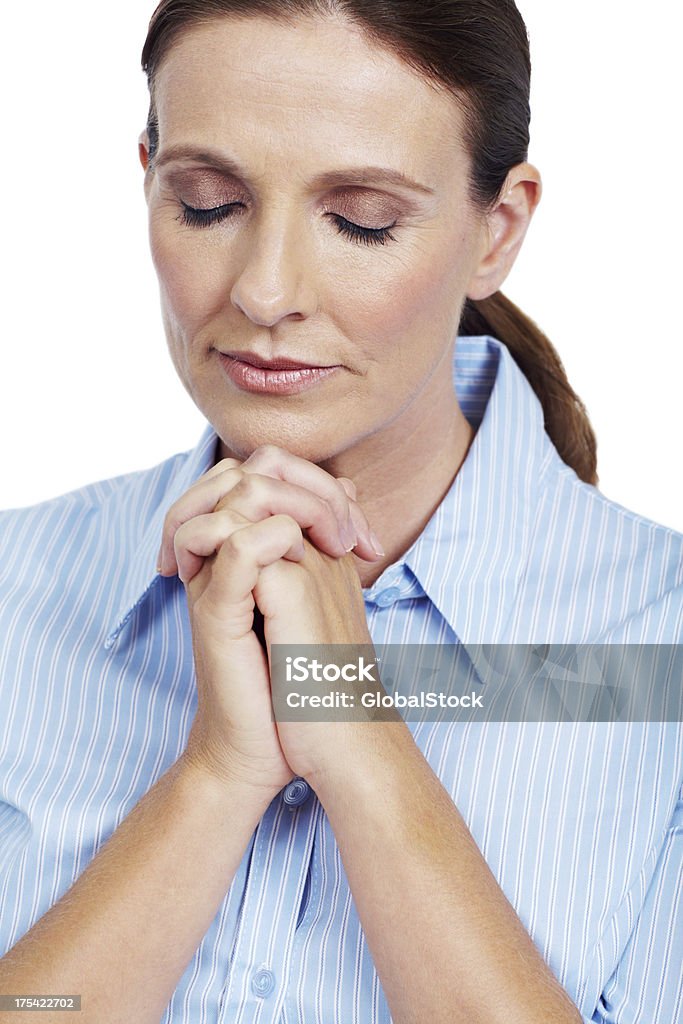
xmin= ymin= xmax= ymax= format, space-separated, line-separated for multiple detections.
xmin=311 ymin=724 xmax=582 ymax=1024
xmin=0 ymin=755 xmax=278 ymax=1024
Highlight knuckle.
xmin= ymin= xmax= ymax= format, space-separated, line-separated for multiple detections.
xmin=216 ymin=507 xmax=244 ymax=532
xmin=218 ymin=465 xmax=244 ymax=485
xmin=313 ymin=493 xmax=335 ymax=520
xmin=214 ymin=494 xmax=232 ymax=515
xmin=223 ymin=526 xmax=251 ymax=558
xmin=172 ymin=518 xmax=194 ymax=553
xmin=247 ymin=443 xmax=284 ymax=468
xmin=216 ymin=457 xmax=242 ymax=472
xmin=218 ymin=472 xmax=262 ymax=510
xmin=239 ymin=472 xmax=267 ymax=497
xmin=273 ymin=512 xmax=299 ymax=535
xmin=213 ymin=471 xmax=246 ymax=511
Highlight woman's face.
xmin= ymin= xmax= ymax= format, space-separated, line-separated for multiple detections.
xmin=143 ymin=14 xmax=494 ymax=466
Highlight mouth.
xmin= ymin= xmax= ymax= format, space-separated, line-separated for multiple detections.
xmin=220 ymin=350 xmax=339 ymax=371
xmin=217 ymin=350 xmax=342 ymax=396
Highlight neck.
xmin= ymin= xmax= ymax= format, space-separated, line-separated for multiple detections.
xmin=216 ymin=349 xmax=476 ymax=589
xmin=320 ymin=393 xmax=475 ymax=590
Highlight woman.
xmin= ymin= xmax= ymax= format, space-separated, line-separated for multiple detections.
xmin=0 ymin=2 xmax=680 ymax=1022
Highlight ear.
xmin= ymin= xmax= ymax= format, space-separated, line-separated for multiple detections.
xmin=466 ymin=163 xmax=542 ymax=301
xmin=138 ymin=129 xmax=151 ymax=173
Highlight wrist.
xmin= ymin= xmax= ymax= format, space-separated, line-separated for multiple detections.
xmin=177 ymin=745 xmax=289 ymax=811
xmin=305 ymin=720 xmax=415 ymax=803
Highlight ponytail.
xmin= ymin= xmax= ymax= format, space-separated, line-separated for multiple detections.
xmin=461 ymin=292 xmax=598 ymax=485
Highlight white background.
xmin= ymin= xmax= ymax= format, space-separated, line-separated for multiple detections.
xmin=1 ymin=2 xmax=681 ymax=530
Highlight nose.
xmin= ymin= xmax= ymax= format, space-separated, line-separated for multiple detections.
xmin=230 ymin=207 xmax=319 ymax=327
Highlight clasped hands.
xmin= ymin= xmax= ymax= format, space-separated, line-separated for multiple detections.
xmin=157 ymin=445 xmax=388 ymax=796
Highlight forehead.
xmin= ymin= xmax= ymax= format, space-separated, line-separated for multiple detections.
xmin=153 ymin=15 xmax=470 ymax=190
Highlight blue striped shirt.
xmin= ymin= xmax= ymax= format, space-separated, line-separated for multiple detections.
xmin=1 ymin=335 xmax=681 ymax=1022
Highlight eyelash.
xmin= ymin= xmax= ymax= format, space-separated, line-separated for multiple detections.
xmin=178 ymin=202 xmax=398 ymax=247
xmin=332 ymin=215 xmax=397 ymax=247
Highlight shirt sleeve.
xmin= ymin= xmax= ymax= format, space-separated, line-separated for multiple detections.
xmin=0 ymin=801 xmax=31 ymax=878
xmin=582 ymin=782 xmax=682 ymax=1023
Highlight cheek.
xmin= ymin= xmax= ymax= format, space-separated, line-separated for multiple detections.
xmin=338 ymin=239 xmax=469 ymax=356
xmin=149 ymin=214 xmax=230 ymax=336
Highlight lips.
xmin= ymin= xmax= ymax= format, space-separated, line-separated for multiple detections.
xmin=221 ymin=350 xmax=337 ymax=371
xmin=218 ymin=351 xmax=342 ymax=395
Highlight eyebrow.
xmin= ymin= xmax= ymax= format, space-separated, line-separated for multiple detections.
xmin=154 ymin=145 xmax=436 ymax=196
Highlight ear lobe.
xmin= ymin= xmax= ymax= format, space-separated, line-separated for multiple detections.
xmin=466 ymin=164 xmax=542 ymax=301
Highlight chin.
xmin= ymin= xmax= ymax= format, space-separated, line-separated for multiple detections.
xmin=213 ymin=417 xmax=350 ymax=466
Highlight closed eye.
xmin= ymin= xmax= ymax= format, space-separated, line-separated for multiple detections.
xmin=178 ymin=202 xmax=398 ymax=247
xmin=179 ymin=201 xmax=243 ymax=228
xmin=328 ymin=214 xmax=398 ymax=247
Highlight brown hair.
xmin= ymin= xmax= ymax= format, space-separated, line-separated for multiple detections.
xmin=141 ymin=0 xmax=598 ymax=484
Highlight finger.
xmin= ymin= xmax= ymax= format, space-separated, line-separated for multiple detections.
xmin=160 ymin=447 xmax=383 ymax=576
xmin=176 ymin=509 xmax=305 ymax=587
xmin=203 ymin=456 xmax=243 ymax=480
xmin=347 ymin=497 xmax=385 ymax=559
xmin=214 ymin=475 xmax=356 ymax=559
xmin=244 ymin=445 xmax=351 ymax=523
xmin=244 ymin=445 xmax=381 ymax=560
xmin=159 ymin=465 xmax=245 ymax=575
xmin=163 ymin=469 xmax=354 ymax=578
xmin=230 ymin=468 xmax=382 ymax=563
xmin=333 ymin=479 xmax=385 ymax=559
xmin=160 ymin=464 xmax=374 ymax=575
xmin=337 ymin=477 xmax=357 ymax=500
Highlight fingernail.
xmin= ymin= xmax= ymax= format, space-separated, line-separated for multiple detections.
xmin=369 ymin=530 xmax=385 ymax=557
xmin=340 ymin=522 xmax=357 ymax=551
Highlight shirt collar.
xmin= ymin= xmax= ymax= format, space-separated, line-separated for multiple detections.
xmin=365 ymin=335 xmax=550 ymax=644
xmin=106 ymin=336 xmax=550 ymax=649
xmin=105 ymin=423 xmax=219 ymax=649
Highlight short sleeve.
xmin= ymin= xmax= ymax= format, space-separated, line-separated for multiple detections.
xmin=582 ymin=784 xmax=682 ymax=1023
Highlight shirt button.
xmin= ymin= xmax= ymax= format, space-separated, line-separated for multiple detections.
xmin=375 ymin=587 xmax=401 ymax=607
xmin=251 ymin=968 xmax=276 ymax=998
xmin=283 ymin=778 xmax=311 ymax=807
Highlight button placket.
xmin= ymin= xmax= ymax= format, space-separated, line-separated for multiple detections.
xmin=218 ymin=797 xmax=321 ymax=1023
